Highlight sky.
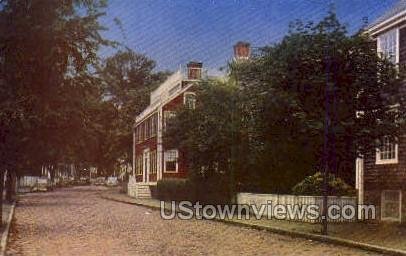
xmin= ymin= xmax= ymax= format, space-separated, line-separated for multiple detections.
xmin=99 ymin=0 xmax=400 ymax=75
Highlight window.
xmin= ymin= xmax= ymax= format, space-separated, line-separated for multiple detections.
xmin=136 ymin=155 xmax=143 ymax=175
xmin=150 ymin=150 xmax=157 ymax=174
xmin=381 ymin=190 xmax=402 ymax=222
xmin=135 ymin=126 xmax=140 ymax=143
xmin=163 ymin=111 xmax=176 ymax=129
xmin=140 ymin=123 xmax=145 ymax=141
xmin=376 ymin=136 xmax=398 ymax=164
xmin=151 ymin=114 xmax=157 ymax=137
xmin=135 ymin=127 xmax=139 ymax=143
xmin=164 ymin=149 xmax=178 ymax=172
xmin=378 ymin=29 xmax=398 ymax=64
xmin=145 ymin=119 xmax=150 ymax=139
xmin=184 ymin=92 xmax=196 ymax=109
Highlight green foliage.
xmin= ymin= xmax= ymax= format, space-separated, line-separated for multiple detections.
xmin=231 ymin=12 xmax=404 ymax=189
xmin=157 ymin=179 xmax=193 ymax=202
xmin=97 ymin=49 xmax=170 ymax=173
xmin=292 ymin=172 xmax=355 ymax=196
xmin=164 ymin=80 xmax=241 ymax=201
xmin=156 ymin=177 xmax=232 ymax=205
xmin=0 ymin=0 xmax=111 ymax=175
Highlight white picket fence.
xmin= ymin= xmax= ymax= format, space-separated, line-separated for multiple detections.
xmin=237 ymin=193 xmax=357 ymax=223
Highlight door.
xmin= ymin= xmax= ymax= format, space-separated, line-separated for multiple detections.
xmin=143 ymin=149 xmax=150 ymax=183
xmin=381 ymin=190 xmax=402 ymax=222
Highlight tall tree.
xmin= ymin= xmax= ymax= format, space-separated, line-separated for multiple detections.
xmin=233 ymin=12 xmax=405 ymax=190
xmin=98 ymin=49 xmax=169 ymax=172
xmin=0 ymin=0 xmax=111 ymax=207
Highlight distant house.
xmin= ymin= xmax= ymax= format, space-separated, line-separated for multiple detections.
xmin=356 ymin=1 xmax=406 ymax=222
xmin=128 ymin=43 xmax=250 ymax=198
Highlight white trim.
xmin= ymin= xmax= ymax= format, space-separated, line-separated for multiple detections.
xmin=157 ymin=107 xmax=163 ymax=180
xmin=375 ymin=143 xmax=398 ymax=165
xmin=143 ymin=148 xmax=150 ymax=183
xmin=355 ymin=157 xmax=364 ymax=204
xmin=367 ymin=10 xmax=406 ymax=36
xmin=163 ymin=149 xmax=179 ymax=173
xmin=381 ymin=190 xmax=402 ymax=222
xmin=136 ymin=81 xmax=197 ymax=124
xmin=183 ymin=91 xmax=196 ymax=109
xmin=376 ymin=27 xmax=399 ymax=64
xmin=132 ymin=130 xmax=136 ymax=177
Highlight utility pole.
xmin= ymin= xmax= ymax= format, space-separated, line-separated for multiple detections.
xmin=322 ymin=46 xmax=332 ymax=236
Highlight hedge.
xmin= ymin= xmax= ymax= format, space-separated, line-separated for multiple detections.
xmin=156 ymin=176 xmax=232 ymax=205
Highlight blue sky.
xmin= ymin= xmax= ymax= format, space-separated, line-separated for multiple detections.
xmin=99 ymin=0 xmax=399 ymax=75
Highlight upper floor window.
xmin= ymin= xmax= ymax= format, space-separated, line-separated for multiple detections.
xmin=376 ymin=136 xmax=398 ymax=165
xmin=184 ymin=92 xmax=196 ymax=109
xmin=377 ymin=29 xmax=398 ymax=64
xmin=163 ymin=110 xmax=176 ymax=129
xmin=151 ymin=114 xmax=157 ymax=137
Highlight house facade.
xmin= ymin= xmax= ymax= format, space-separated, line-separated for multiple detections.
xmin=128 ymin=42 xmax=251 ymax=198
xmin=356 ymin=2 xmax=406 ymax=222
xmin=128 ymin=62 xmax=202 ymax=198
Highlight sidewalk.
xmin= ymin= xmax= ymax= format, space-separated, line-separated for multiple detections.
xmin=0 ymin=201 xmax=16 ymax=256
xmin=101 ymin=190 xmax=406 ymax=256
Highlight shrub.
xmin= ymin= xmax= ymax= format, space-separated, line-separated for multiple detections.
xmin=156 ymin=176 xmax=232 ymax=205
xmin=292 ymin=172 xmax=355 ymax=196
xmin=156 ymin=179 xmax=194 ymax=202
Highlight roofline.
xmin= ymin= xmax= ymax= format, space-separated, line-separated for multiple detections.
xmin=134 ymin=82 xmax=196 ymax=125
xmin=367 ymin=9 xmax=406 ymax=36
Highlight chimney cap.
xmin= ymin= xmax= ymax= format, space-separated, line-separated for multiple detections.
xmin=234 ymin=41 xmax=250 ymax=47
xmin=187 ymin=61 xmax=203 ymax=68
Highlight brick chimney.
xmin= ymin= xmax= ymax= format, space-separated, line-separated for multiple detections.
xmin=233 ymin=41 xmax=250 ymax=60
xmin=187 ymin=61 xmax=203 ymax=80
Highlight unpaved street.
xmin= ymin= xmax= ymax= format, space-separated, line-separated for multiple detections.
xmin=6 ymin=187 xmax=380 ymax=255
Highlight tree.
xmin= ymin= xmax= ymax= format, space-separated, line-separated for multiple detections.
xmin=232 ymin=12 xmax=405 ymax=191
xmin=97 ymin=49 xmax=169 ymax=174
xmin=164 ymin=80 xmax=242 ymax=203
xmin=0 ymin=0 xmax=110 ymax=210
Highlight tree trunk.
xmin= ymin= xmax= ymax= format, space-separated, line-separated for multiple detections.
xmin=6 ymin=170 xmax=16 ymax=203
xmin=0 ymin=170 xmax=5 ymax=227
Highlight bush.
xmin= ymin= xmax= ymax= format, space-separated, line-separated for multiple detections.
xmin=292 ymin=172 xmax=355 ymax=196
xmin=156 ymin=176 xmax=232 ymax=205
xmin=156 ymin=179 xmax=194 ymax=202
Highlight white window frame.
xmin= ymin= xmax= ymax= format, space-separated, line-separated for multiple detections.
xmin=381 ymin=190 xmax=402 ymax=222
xmin=377 ymin=28 xmax=399 ymax=64
xmin=150 ymin=150 xmax=157 ymax=174
xmin=164 ymin=149 xmax=178 ymax=173
xmin=183 ymin=92 xmax=196 ymax=109
xmin=163 ymin=110 xmax=176 ymax=129
xmin=376 ymin=137 xmax=398 ymax=165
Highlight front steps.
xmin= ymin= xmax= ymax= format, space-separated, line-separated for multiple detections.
xmin=135 ymin=183 xmax=152 ymax=198
xmin=127 ymin=177 xmax=154 ymax=199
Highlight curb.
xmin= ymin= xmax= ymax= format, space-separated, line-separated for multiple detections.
xmin=101 ymin=193 xmax=406 ymax=256
xmin=0 ymin=201 xmax=16 ymax=256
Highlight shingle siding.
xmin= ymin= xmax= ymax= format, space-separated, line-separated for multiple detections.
xmin=364 ymin=134 xmax=406 ymax=190
xmin=363 ymin=22 xmax=406 ymax=222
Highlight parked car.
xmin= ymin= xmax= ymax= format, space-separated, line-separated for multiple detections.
xmin=106 ymin=177 xmax=118 ymax=186
xmin=34 ymin=177 xmax=50 ymax=192
xmin=94 ymin=177 xmax=106 ymax=186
